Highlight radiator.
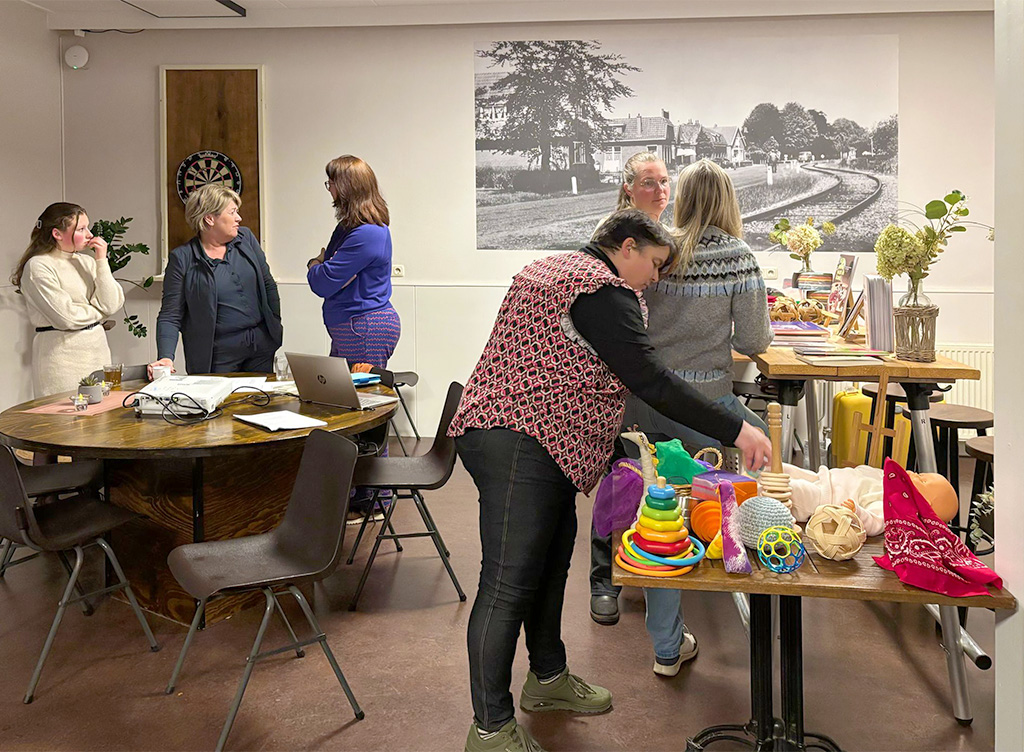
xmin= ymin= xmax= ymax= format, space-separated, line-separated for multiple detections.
xmin=935 ymin=344 xmax=994 ymax=412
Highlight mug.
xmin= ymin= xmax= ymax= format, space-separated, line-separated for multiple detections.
xmin=151 ymin=365 xmax=172 ymax=381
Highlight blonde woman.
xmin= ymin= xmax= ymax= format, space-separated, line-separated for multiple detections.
xmin=12 ymin=202 xmax=124 ymax=396
xmin=614 ymin=151 xmax=671 ymax=220
xmin=633 ymin=158 xmax=772 ymax=678
xmin=150 ymin=184 xmax=281 ymax=376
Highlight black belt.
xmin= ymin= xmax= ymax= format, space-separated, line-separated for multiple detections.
xmin=36 ymin=321 xmax=100 ymax=333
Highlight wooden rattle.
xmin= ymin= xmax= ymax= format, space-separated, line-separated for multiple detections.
xmin=758 ymin=403 xmax=793 ymax=509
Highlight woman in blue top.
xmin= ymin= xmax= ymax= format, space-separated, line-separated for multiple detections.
xmin=307 ymin=155 xmax=400 ymax=369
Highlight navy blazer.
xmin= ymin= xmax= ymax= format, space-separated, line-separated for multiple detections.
xmin=156 ymin=227 xmax=283 ymax=374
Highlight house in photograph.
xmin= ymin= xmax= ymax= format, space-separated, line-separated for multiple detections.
xmin=597 ymin=112 xmax=675 ymax=174
xmin=706 ymin=124 xmax=748 ymax=166
xmin=676 ymin=120 xmax=728 ymax=166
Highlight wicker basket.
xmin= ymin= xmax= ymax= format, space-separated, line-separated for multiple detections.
xmin=893 ymin=304 xmax=939 ymax=362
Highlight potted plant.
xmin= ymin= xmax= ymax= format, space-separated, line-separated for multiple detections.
xmin=90 ymin=216 xmax=154 ymax=338
xmin=78 ymin=375 xmax=103 ymax=404
xmin=874 ymin=190 xmax=992 ymax=361
xmin=769 ymin=216 xmax=836 ymax=286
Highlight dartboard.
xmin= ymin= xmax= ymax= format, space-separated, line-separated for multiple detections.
xmin=175 ymin=150 xmax=243 ymax=204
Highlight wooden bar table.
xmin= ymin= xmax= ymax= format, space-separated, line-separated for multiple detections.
xmin=743 ymin=348 xmax=986 ymax=724
xmin=614 ymin=539 xmax=1015 ymax=751
xmin=0 ymin=379 xmax=397 ymax=625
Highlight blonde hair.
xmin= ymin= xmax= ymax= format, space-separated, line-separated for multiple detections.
xmin=616 ymin=151 xmax=664 ymax=211
xmin=670 ymin=159 xmax=743 ymax=274
xmin=185 ymin=184 xmax=242 ymax=236
xmin=11 ymin=202 xmax=86 ymax=290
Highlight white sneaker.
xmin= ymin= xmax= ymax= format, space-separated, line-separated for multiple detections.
xmin=653 ymin=627 xmax=699 ymax=677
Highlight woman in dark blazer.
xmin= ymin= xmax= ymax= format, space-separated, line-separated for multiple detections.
xmin=149 ymin=184 xmax=282 ymax=376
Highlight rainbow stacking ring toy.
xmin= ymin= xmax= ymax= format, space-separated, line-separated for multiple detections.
xmin=616 ymin=478 xmax=706 ymax=577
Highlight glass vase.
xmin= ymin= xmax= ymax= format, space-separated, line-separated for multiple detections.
xmin=893 ymin=277 xmax=939 ymax=361
xmin=792 ymin=255 xmax=815 ymax=289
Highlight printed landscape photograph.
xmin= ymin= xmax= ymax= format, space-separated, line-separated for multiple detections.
xmin=474 ymin=35 xmax=898 ymax=252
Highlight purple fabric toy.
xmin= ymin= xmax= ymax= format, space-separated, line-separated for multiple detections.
xmin=593 ymin=459 xmax=644 ymax=537
xmin=720 ymin=481 xmax=752 ymax=574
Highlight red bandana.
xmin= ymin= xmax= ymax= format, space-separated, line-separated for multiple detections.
xmin=874 ymin=459 xmax=1001 ymax=597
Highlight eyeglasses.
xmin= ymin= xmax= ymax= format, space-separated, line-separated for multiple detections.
xmin=636 ymin=177 xmax=671 ymax=191
xmin=324 ymin=180 xmax=332 ymax=190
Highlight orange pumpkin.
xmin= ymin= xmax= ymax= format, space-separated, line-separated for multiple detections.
xmin=689 ymin=500 xmax=722 ymax=542
xmin=907 ymin=471 xmax=959 ymax=523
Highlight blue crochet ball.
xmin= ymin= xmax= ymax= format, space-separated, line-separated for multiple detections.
xmin=738 ymin=495 xmax=795 ymax=549
xmin=757 ymin=527 xmax=806 ymax=574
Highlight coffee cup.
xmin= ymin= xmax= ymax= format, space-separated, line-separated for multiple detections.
xmin=151 ymin=365 xmax=172 ymax=381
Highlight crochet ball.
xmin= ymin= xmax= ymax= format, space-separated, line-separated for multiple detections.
xmin=757 ymin=527 xmax=806 ymax=573
xmin=738 ymin=495 xmax=795 ymax=549
xmin=805 ymin=504 xmax=866 ymax=561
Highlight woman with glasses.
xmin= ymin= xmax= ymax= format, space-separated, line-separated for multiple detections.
xmin=614 ymin=150 xmax=672 ymax=221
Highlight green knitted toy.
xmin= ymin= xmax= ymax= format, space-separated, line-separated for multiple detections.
xmin=654 ymin=439 xmax=706 ymax=483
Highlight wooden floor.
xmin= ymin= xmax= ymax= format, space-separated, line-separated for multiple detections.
xmin=0 ymin=443 xmax=1000 ymax=751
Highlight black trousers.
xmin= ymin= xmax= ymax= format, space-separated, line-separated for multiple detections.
xmin=456 ymin=428 xmax=579 ymax=731
xmin=211 ymin=324 xmax=276 ymax=373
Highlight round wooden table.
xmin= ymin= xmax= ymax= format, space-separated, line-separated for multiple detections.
xmin=0 ymin=380 xmax=398 ymax=624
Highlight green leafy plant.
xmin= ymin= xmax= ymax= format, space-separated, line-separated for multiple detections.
xmin=874 ymin=190 xmax=992 ymax=288
xmin=79 ymin=375 xmax=100 ymax=387
xmin=768 ymin=216 xmax=837 ymax=263
xmin=90 ymin=217 xmax=154 ymax=338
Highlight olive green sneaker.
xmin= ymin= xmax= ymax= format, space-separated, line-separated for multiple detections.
xmin=519 ymin=669 xmax=612 ymax=714
xmin=464 ymin=719 xmax=546 ymax=752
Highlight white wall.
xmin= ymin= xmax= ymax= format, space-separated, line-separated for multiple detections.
xmin=0 ymin=2 xmax=62 ymax=407
xmin=0 ymin=10 xmax=997 ymax=435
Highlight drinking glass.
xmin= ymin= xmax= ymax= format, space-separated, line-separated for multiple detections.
xmin=103 ymin=363 xmax=123 ymax=388
xmin=274 ymin=354 xmax=292 ymax=382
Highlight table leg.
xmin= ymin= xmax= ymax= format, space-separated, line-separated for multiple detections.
xmin=192 ymin=457 xmax=205 ymax=629
xmin=686 ymin=594 xmax=776 ymax=751
xmin=803 ymin=380 xmax=821 ymax=469
xmin=773 ymin=380 xmax=806 ymax=465
xmin=902 ymin=383 xmax=973 ymax=726
xmin=778 ymin=596 xmax=842 ymax=752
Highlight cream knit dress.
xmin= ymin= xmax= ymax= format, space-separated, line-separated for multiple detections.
xmin=21 ymin=250 xmax=125 ymax=397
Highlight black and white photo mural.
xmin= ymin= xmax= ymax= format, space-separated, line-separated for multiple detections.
xmin=474 ymin=35 xmax=898 ymax=252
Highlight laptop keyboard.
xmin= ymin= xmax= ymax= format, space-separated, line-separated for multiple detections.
xmin=357 ymin=392 xmax=399 ymax=409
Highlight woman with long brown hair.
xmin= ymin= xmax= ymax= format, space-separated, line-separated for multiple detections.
xmin=12 ymin=202 xmax=124 ymax=396
xmin=307 ymin=155 xmax=399 ymax=368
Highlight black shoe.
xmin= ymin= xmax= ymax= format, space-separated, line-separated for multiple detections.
xmin=590 ymin=595 xmax=619 ymax=625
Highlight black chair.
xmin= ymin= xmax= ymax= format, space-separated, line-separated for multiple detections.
xmin=346 ymin=382 xmax=466 ymax=611
xmin=0 ymin=446 xmax=158 ymax=704
xmin=368 ymin=367 xmax=421 ymax=456
xmin=164 ymin=430 xmax=364 ymax=752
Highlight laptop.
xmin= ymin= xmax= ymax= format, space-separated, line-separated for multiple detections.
xmin=285 ymin=352 xmax=400 ymax=411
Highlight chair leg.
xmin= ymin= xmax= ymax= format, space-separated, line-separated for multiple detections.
xmin=25 ymin=546 xmax=85 ymax=703
xmin=412 ymin=491 xmax=465 ymax=602
xmin=56 ymin=549 xmax=94 ymax=616
xmin=380 ymin=492 xmax=402 ymax=553
xmin=216 ymin=590 xmax=276 ymax=752
xmin=347 ymin=490 xmax=380 ymax=565
xmin=415 ymin=491 xmax=449 ymax=557
xmin=349 ymin=494 xmax=401 ymax=611
xmin=395 ymin=386 xmax=421 ymax=441
xmin=0 ymin=538 xmax=13 ymax=577
xmin=288 ymin=585 xmax=364 ymax=720
xmin=166 ymin=599 xmax=207 ymax=694
xmin=389 ymin=419 xmax=409 ymax=457
xmin=948 ymin=428 xmax=961 ymax=526
xmin=95 ymin=538 xmax=159 ymax=652
xmin=271 ymin=592 xmax=305 ymax=658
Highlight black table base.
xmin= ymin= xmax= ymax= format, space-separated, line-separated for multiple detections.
xmin=687 ymin=594 xmax=843 ymax=752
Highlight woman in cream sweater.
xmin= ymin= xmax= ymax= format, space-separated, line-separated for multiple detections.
xmin=11 ymin=202 xmax=124 ymax=396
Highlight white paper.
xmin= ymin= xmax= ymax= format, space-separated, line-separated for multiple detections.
xmin=234 ymin=411 xmax=328 ymax=432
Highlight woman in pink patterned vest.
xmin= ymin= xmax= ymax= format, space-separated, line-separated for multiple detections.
xmin=451 ymin=209 xmax=772 ymax=752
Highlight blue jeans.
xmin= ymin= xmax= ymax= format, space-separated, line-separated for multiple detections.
xmin=645 ymin=588 xmax=686 ymax=660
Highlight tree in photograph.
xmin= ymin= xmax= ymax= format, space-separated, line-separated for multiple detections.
xmin=781 ymin=102 xmax=818 ymax=155
xmin=478 ymin=40 xmax=638 ymax=171
xmin=808 ymin=109 xmax=838 ymax=159
xmin=871 ymin=114 xmax=898 ymax=159
xmin=830 ymin=117 xmax=868 ymax=159
xmin=742 ymin=103 xmax=785 ymax=152
xmin=695 ymin=128 xmax=716 ymax=160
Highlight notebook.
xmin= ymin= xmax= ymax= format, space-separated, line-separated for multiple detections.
xmin=234 ymin=411 xmax=328 ymax=432
xmin=286 ymin=353 xmax=399 ymax=411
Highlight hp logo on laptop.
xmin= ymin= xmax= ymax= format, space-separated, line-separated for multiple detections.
xmin=317 ymin=374 xmax=327 ymax=384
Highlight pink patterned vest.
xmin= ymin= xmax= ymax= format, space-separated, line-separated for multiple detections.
xmin=448 ymin=251 xmax=647 ymax=493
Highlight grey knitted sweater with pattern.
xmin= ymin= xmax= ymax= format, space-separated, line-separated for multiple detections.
xmin=644 ymin=226 xmax=773 ymax=400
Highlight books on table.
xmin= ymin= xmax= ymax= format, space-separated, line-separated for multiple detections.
xmin=827 ymin=254 xmax=859 ymax=321
xmin=770 ymin=320 xmax=830 ymax=347
xmin=796 ymin=354 xmax=885 ymax=366
xmin=863 ymin=275 xmax=895 ymax=353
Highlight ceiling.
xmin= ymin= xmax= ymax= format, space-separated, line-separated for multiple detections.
xmin=20 ymin=0 xmax=994 ymax=30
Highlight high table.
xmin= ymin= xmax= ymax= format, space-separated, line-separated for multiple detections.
xmin=743 ymin=348 xmax=985 ymax=723
xmin=614 ymin=539 xmax=1015 ymax=751
xmin=0 ymin=380 xmax=397 ymax=625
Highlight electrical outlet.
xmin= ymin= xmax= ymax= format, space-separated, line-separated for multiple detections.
xmin=762 ymin=266 xmax=779 ymax=281
xmin=391 ymin=264 xmax=405 ymax=278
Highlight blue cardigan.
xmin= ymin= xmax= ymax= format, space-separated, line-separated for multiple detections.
xmin=156 ymin=227 xmax=283 ymax=373
xmin=307 ymin=223 xmax=393 ymax=326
